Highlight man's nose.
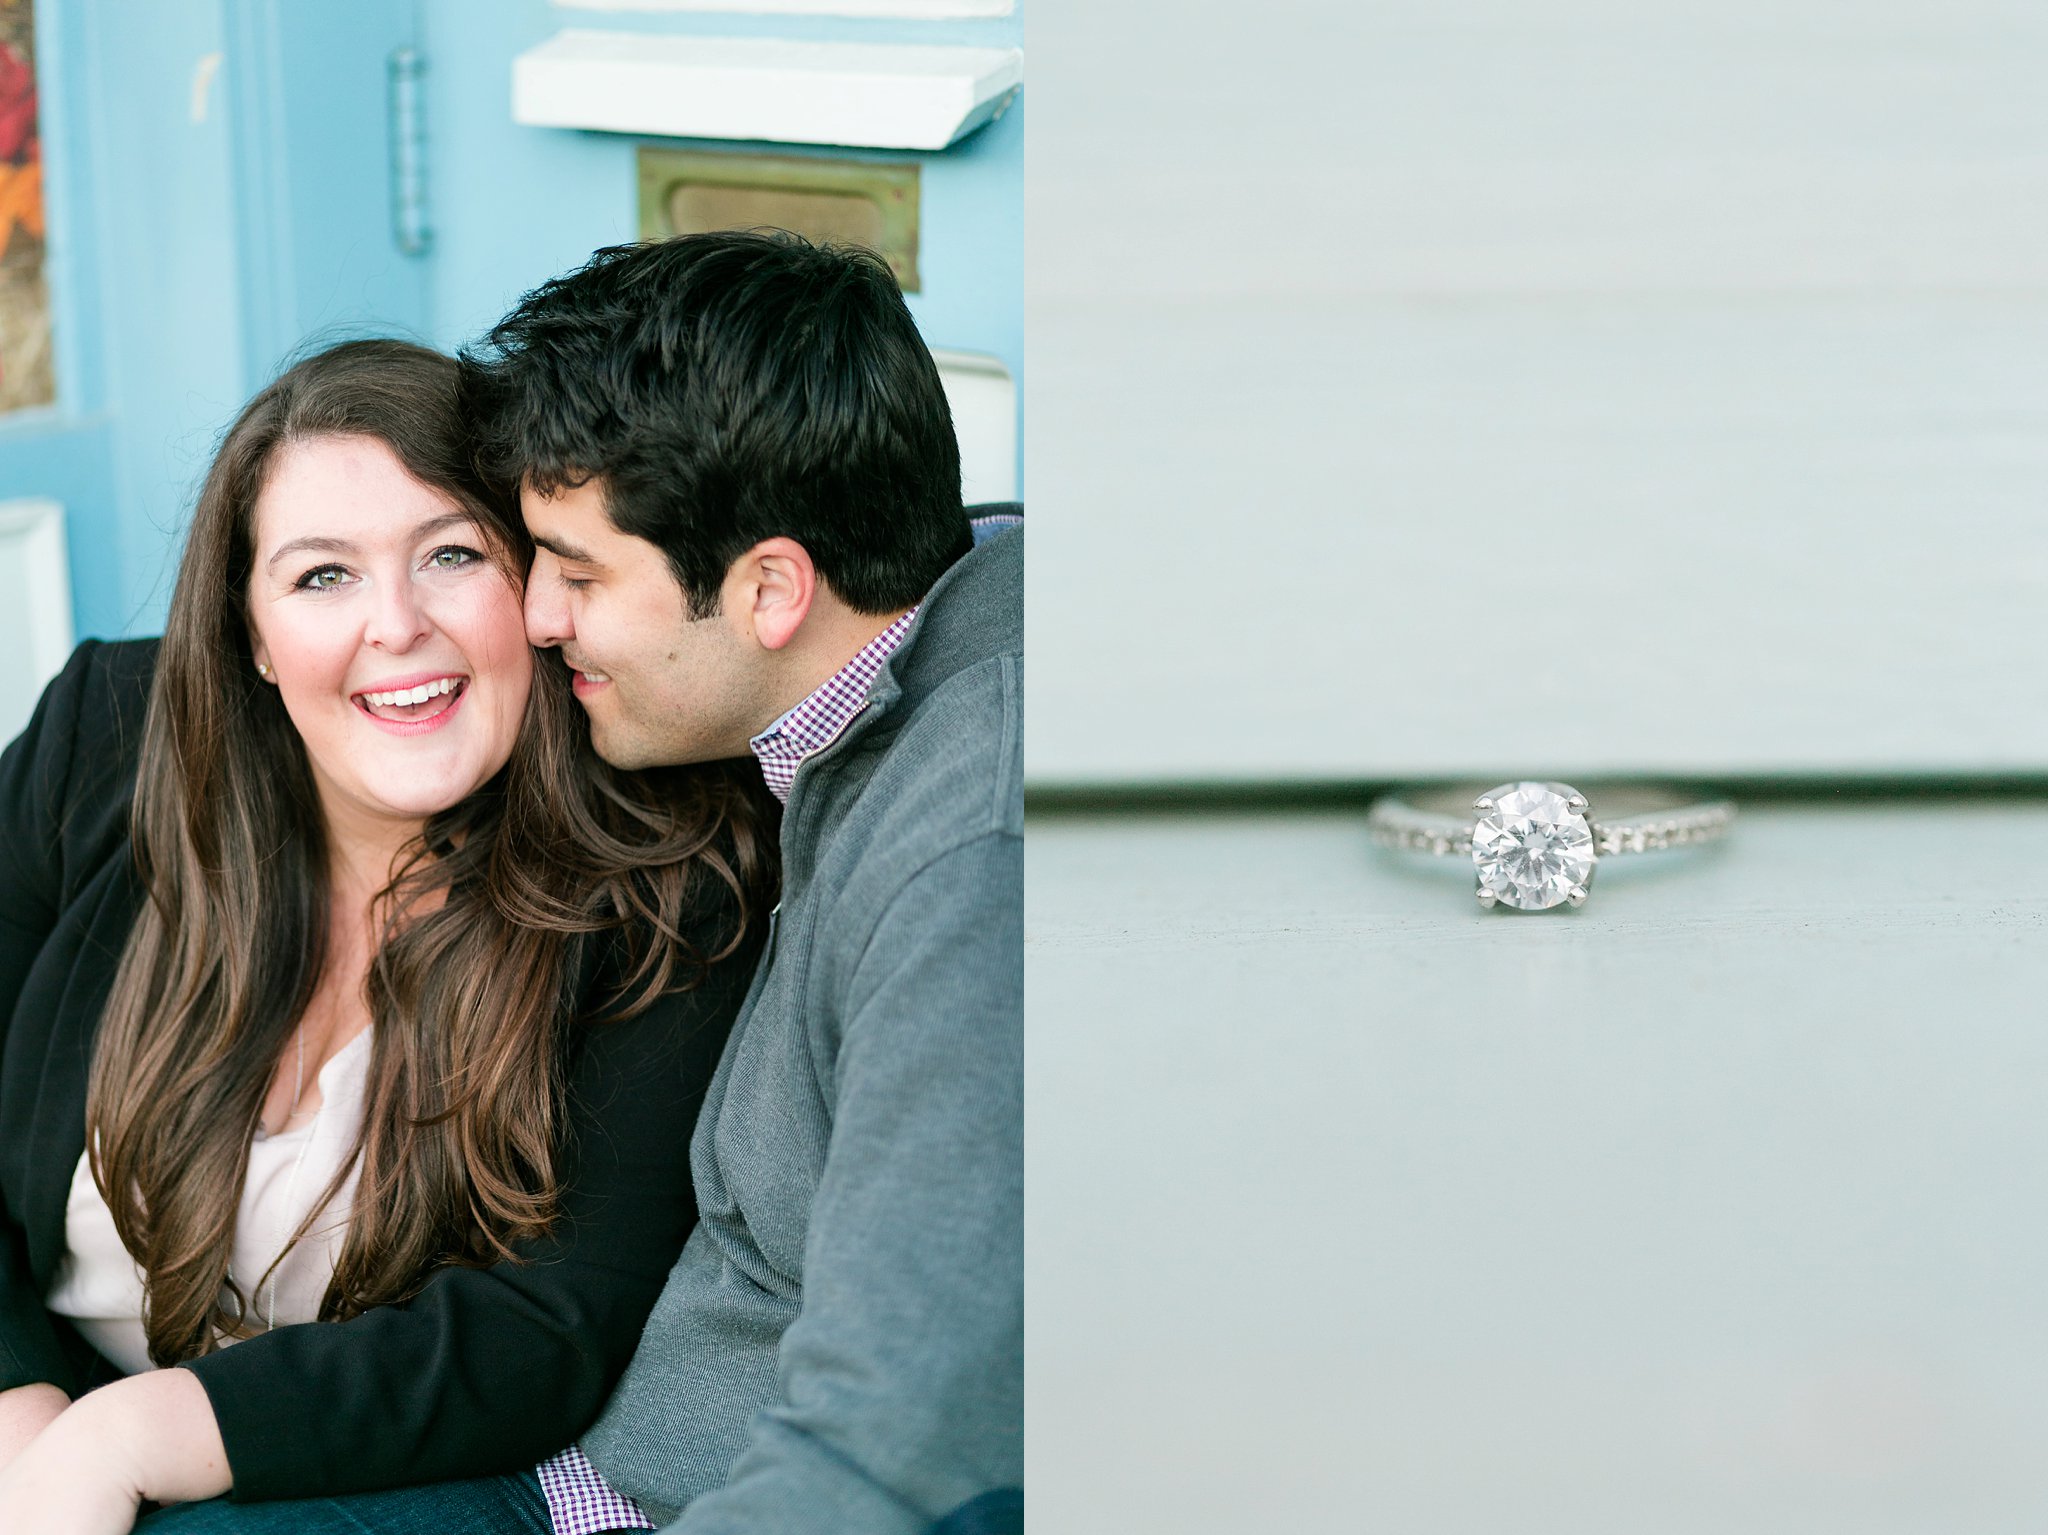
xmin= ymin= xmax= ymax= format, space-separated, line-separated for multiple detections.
xmin=525 ymin=554 xmax=572 ymax=649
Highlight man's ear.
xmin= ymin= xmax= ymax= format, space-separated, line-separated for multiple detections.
xmin=728 ymin=537 xmax=817 ymax=652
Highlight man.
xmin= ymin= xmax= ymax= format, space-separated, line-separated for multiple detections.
xmin=467 ymin=231 xmax=1022 ymax=1535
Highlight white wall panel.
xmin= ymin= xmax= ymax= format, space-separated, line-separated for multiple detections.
xmin=936 ymin=350 xmax=1019 ymax=506
xmin=0 ymin=499 xmax=75 ymax=748
xmin=1026 ymin=0 xmax=2048 ymax=783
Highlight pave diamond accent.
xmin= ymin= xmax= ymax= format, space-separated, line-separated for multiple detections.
xmin=1592 ymin=801 xmax=1735 ymax=855
xmin=1471 ymin=781 xmax=1595 ymax=911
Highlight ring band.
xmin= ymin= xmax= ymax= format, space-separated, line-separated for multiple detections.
xmin=1368 ymin=780 xmax=1735 ymax=911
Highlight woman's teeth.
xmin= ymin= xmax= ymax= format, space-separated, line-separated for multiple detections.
xmin=362 ymin=676 xmax=461 ymax=708
xmin=357 ymin=676 xmax=466 ymax=722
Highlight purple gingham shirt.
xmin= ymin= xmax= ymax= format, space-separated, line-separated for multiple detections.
xmin=538 ymin=1446 xmax=655 ymax=1534
xmin=537 ymin=513 xmax=1020 ymax=1534
xmin=747 ymin=607 xmax=921 ymax=805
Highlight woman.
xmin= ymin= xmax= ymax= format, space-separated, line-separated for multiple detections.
xmin=0 ymin=340 xmax=775 ymax=1528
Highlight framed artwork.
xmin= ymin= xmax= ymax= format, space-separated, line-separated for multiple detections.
xmin=0 ymin=0 xmax=52 ymax=414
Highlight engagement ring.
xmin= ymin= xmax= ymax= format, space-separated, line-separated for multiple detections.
xmin=1368 ymin=781 xmax=1735 ymax=911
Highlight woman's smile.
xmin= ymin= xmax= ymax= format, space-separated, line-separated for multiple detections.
xmin=352 ymin=671 xmax=470 ymax=731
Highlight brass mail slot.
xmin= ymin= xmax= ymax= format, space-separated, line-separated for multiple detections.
xmin=637 ymin=148 xmax=921 ymax=291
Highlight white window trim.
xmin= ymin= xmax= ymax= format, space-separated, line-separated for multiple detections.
xmin=513 ymin=31 xmax=1022 ymax=150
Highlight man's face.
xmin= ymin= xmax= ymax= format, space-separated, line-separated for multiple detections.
xmin=521 ymin=477 xmax=761 ymax=768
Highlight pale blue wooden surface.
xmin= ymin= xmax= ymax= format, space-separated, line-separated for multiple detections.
xmin=1026 ymin=802 xmax=2048 ymax=1532
xmin=1024 ymin=0 xmax=2048 ymax=782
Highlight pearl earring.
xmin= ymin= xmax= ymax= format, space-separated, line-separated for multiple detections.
xmin=257 ymin=663 xmax=271 ymax=678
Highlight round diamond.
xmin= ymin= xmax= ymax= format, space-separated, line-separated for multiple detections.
xmin=1471 ymin=781 xmax=1595 ymax=911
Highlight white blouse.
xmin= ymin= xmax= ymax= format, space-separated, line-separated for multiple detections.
xmin=44 ymin=1028 xmax=373 ymax=1374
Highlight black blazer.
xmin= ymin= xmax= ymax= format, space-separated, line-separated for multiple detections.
xmin=0 ymin=640 xmax=758 ymax=1500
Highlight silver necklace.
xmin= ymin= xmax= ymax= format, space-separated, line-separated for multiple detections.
xmin=255 ymin=1024 xmax=308 ymax=1141
xmin=287 ymin=1023 xmax=306 ymax=1121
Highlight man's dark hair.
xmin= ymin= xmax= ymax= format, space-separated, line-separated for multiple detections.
xmin=462 ymin=230 xmax=969 ymax=616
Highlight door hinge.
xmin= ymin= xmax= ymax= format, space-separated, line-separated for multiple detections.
xmin=388 ymin=47 xmax=431 ymax=257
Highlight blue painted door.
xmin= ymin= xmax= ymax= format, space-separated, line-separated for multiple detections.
xmin=1 ymin=0 xmax=1020 ymax=657
xmin=1 ymin=0 xmax=423 ymax=649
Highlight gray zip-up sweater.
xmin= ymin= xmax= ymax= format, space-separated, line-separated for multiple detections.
xmin=580 ymin=523 xmax=1023 ymax=1533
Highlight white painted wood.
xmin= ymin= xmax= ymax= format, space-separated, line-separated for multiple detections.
xmin=512 ymin=30 xmax=1022 ymax=150
xmin=934 ymin=349 xmax=1018 ymax=504
xmin=0 ymin=499 xmax=76 ymax=748
xmin=554 ymin=0 xmax=1012 ymax=17
xmin=1029 ymin=802 xmax=2048 ymax=1532
xmin=1026 ymin=0 xmax=2048 ymax=783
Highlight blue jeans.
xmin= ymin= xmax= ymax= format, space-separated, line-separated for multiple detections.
xmin=137 ymin=1470 xmax=561 ymax=1534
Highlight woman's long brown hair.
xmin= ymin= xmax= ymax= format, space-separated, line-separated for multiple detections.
xmin=86 ymin=339 xmax=777 ymax=1365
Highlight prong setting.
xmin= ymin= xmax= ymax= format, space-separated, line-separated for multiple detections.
xmin=1477 ymin=887 xmax=1498 ymax=909
xmin=1470 ymin=781 xmax=1598 ymax=912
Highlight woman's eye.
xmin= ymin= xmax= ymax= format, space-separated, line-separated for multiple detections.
xmin=428 ymin=545 xmax=483 ymax=570
xmin=295 ymin=565 xmax=351 ymax=591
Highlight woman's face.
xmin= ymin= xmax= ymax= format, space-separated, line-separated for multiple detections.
xmin=246 ymin=434 xmax=533 ymax=837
